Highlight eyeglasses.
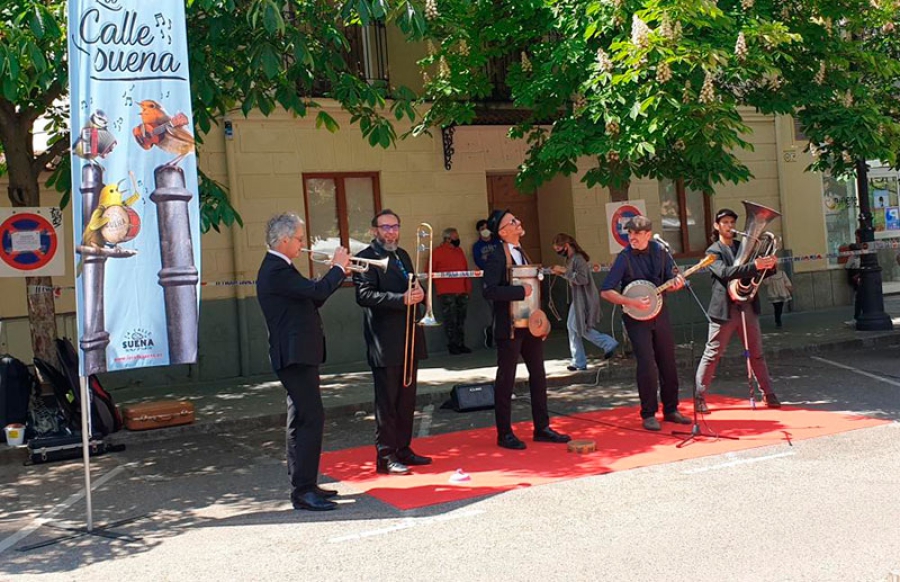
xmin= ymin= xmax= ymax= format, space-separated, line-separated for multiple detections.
xmin=377 ymin=224 xmax=401 ymax=232
xmin=500 ymin=217 xmax=521 ymax=230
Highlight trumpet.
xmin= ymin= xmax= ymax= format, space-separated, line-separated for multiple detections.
xmin=300 ymin=248 xmax=388 ymax=273
xmin=403 ymin=223 xmax=440 ymax=387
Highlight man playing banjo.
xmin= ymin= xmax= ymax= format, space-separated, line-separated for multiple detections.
xmin=600 ymin=216 xmax=692 ymax=431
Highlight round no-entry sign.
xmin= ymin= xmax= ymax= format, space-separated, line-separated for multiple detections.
xmin=0 ymin=213 xmax=59 ymax=271
xmin=610 ymin=204 xmax=643 ymax=248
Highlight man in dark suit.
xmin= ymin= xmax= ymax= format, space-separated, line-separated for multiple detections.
xmin=354 ymin=209 xmax=430 ymax=475
xmin=694 ymin=208 xmax=782 ymax=413
xmin=483 ymin=209 xmax=571 ymax=450
xmin=599 ymin=216 xmax=691 ymax=431
xmin=256 ymin=212 xmax=349 ymax=511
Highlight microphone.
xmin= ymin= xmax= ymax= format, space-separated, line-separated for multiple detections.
xmin=652 ymin=234 xmax=671 ymax=251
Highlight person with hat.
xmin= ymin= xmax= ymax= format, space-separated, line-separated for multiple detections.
xmin=599 ymin=215 xmax=692 ymax=431
xmin=693 ymin=208 xmax=781 ymax=414
xmin=483 ymin=209 xmax=571 ymax=450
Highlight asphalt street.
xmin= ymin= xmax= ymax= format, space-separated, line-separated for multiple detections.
xmin=1 ymin=342 xmax=898 ymax=581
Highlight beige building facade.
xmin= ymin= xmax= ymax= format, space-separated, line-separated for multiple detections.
xmin=3 ymin=99 xmax=895 ymax=387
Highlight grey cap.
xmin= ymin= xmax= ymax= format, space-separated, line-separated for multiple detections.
xmin=624 ymin=215 xmax=652 ymax=232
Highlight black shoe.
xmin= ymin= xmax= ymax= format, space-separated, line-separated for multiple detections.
xmin=457 ymin=345 xmax=472 ymax=354
xmin=694 ymin=394 xmax=710 ymax=414
xmin=497 ymin=433 xmax=527 ymax=450
xmin=398 ymin=452 xmax=432 ymax=466
xmin=566 ymin=365 xmax=587 ymax=371
xmin=292 ymin=491 xmax=337 ymax=511
xmin=376 ymin=457 xmax=411 ymax=475
xmin=448 ymin=345 xmax=461 ymax=355
xmin=533 ymin=427 xmax=571 ymax=443
xmin=642 ymin=417 xmax=661 ymax=431
xmin=765 ymin=393 xmax=782 ymax=408
xmin=603 ymin=350 xmax=616 ymax=360
xmin=663 ymin=411 xmax=692 ymax=424
xmin=313 ymin=485 xmax=338 ymax=499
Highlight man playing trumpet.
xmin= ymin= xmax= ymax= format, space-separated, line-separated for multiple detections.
xmin=484 ymin=209 xmax=571 ymax=450
xmin=256 ymin=212 xmax=350 ymax=511
xmin=354 ymin=210 xmax=431 ymax=475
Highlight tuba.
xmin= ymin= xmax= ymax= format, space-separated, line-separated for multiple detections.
xmin=728 ymin=200 xmax=781 ymax=303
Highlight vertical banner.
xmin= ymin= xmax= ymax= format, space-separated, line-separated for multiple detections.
xmin=67 ymin=0 xmax=201 ymax=376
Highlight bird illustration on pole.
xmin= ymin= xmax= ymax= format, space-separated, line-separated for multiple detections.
xmin=72 ymin=110 xmax=118 ymax=162
xmin=132 ymin=100 xmax=195 ymax=167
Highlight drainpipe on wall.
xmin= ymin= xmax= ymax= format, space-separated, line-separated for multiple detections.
xmin=774 ymin=115 xmax=792 ymax=253
xmin=223 ymin=118 xmax=252 ymax=376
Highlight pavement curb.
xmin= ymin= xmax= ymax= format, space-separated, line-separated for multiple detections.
xmin=3 ymin=330 xmax=898 ymax=465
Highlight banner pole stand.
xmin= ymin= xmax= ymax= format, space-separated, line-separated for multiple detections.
xmin=16 ymin=377 xmax=144 ymax=552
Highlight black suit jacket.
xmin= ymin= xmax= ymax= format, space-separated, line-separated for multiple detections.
xmin=482 ymin=244 xmax=527 ymax=341
xmin=353 ymin=240 xmax=427 ymax=368
xmin=705 ymin=240 xmax=765 ymax=322
xmin=256 ymin=252 xmax=346 ymax=371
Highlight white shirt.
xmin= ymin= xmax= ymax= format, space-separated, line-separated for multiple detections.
xmin=267 ymin=249 xmax=292 ymax=265
xmin=506 ymin=242 xmax=524 ymax=265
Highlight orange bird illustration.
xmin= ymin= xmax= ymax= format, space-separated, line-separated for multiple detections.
xmin=132 ymin=100 xmax=195 ymax=167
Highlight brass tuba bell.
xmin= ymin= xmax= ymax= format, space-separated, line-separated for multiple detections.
xmin=727 ymin=200 xmax=781 ymax=303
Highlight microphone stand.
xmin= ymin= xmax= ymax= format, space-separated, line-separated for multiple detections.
xmin=653 ymin=237 xmax=738 ymax=447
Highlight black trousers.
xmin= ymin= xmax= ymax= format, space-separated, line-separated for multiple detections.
xmin=493 ymin=328 xmax=550 ymax=436
xmin=623 ymin=308 xmax=680 ymax=419
xmin=276 ymin=364 xmax=325 ymax=495
xmin=372 ymin=363 xmax=418 ymax=460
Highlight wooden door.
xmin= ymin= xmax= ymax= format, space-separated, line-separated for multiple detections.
xmin=487 ymin=174 xmax=542 ymax=264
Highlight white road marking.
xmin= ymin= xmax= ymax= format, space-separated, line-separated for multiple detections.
xmin=810 ymin=356 xmax=900 ymax=387
xmin=0 ymin=465 xmax=126 ymax=554
xmin=328 ymin=508 xmax=485 ymax=543
xmin=417 ymin=404 xmax=435 ymax=438
xmin=682 ymin=451 xmax=796 ymax=474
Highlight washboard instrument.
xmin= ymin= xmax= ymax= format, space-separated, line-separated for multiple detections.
xmin=622 ymin=254 xmax=715 ymax=321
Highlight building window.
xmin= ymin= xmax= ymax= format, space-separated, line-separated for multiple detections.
xmin=822 ymin=173 xmax=857 ymax=267
xmin=658 ymin=179 xmax=711 ymax=256
xmin=302 ymin=173 xmax=381 ymax=275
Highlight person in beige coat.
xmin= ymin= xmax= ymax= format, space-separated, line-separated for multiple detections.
xmin=763 ymin=269 xmax=793 ymax=328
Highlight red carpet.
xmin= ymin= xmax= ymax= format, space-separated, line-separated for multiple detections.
xmin=320 ymin=395 xmax=886 ymax=510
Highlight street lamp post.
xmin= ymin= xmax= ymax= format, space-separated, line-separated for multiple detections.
xmin=854 ymin=159 xmax=893 ymax=331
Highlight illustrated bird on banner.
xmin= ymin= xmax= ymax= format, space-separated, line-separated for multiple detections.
xmin=132 ymin=100 xmax=195 ymax=167
xmin=72 ymin=109 xmax=118 ymax=162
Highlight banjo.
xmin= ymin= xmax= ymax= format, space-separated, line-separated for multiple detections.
xmin=622 ymin=254 xmax=715 ymax=321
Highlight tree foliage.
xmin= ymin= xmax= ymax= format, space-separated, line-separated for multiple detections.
xmin=413 ymin=0 xmax=900 ymax=193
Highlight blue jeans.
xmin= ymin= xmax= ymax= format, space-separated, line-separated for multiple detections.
xmin=567 ymin=308 xmax=618 ymax=368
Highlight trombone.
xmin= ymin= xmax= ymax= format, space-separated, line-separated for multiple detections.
xmin=300 ymin=248 xmax=388 ymax=273
xmin=403 ymin=223 xmax=440 ymax=387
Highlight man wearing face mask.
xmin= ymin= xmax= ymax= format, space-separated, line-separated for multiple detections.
xmin=473 ymin=219 xmax=501 ymax=348
xmin=432 ymin=227 xmax=472 ymax=354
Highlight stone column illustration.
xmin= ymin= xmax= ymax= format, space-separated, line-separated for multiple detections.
xmin=78 ymin=164 xmax=110 ymax=375
xmin=150 ymin=165 xmax=199 ymax=364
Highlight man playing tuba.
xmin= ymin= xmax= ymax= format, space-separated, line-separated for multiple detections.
xmin=694 ymin=208 xmax=782 ymax=414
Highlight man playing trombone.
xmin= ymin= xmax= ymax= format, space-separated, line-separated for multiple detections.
xmin=354 ymin=210 xmax=431 ymax=475
xmin=256 ymin=212 xmax=349 ymax=511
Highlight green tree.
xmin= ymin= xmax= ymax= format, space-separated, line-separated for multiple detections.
xmin=0 ymin=0 xmax=423 ymax=363
xmin=411 ymin=0 xmax=900 ymax=193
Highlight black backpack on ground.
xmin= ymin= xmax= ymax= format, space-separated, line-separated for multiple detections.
xmin=54 ymin=338 xmax=123 ymax=434
xmin=33 ymin=357 xmax=82 ymax=433
xmin=0 ymin=353 xmax=36 ymax=427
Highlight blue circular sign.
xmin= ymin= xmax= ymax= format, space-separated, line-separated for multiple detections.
xmin=0 ymin=213 xmax=58 ymax=271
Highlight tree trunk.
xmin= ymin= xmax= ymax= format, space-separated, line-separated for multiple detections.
xmin=1 ymin=112 xmax=60 ymax=367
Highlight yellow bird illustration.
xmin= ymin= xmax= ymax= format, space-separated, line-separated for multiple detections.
xmin=81 ymin=182 xmax=141 ymax=249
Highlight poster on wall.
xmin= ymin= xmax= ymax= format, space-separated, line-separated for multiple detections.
xmin=67 ymin=0 xmax=201 ymax=376
xmin=606 ymin=200 xmax=648 ymax=254
xmin=0 ymin=207 xmax=65 ymax=277
xmin=886 ymin=207 xmax=900 ymax=231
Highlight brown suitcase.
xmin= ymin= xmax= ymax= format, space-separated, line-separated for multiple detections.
xmin=122 ymin=400 xmax=195 ymax=431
